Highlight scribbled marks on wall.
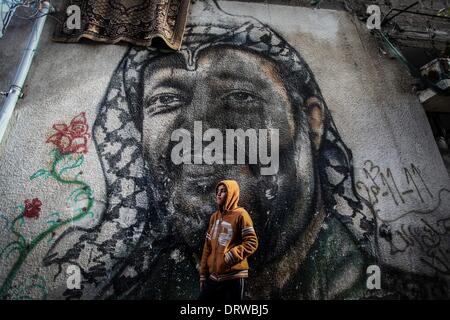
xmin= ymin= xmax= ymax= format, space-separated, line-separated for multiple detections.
xmin=357 ymin=159 xmax=450 ymax=293
xmin=379 ymin=188 xmax=450 ymax=277
xmin=357 ymin=160 xmax=434 ymax=210
xmin=0 ymin=112 xmax=94 ymax=299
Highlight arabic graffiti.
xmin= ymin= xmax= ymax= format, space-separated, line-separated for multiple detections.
xmin=356 ymin=159 xmax=450 ymax=284
xmin=356 ymin=160 xmax=434 ymax=210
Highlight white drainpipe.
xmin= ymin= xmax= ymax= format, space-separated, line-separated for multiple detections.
xmin=0 ymin=1 xmax=51 ymax=146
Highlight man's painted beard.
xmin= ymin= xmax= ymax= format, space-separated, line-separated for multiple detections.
xmin=144 ymin=139 xmax=315 ymax=265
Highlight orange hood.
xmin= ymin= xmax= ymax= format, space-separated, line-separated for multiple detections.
xmin=216 ymin=179 xmax=240 ymax=213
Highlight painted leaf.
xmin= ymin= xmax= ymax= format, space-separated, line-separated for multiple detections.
xmin=58 ymin=154 xmax=84 ymax=177
xmin=30 ymin=169 xmax=51 ymax=180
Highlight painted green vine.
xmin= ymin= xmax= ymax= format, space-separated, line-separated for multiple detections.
xmin=0 ymin=112 xmax=93 ymax=299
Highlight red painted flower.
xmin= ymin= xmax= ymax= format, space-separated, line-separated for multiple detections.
xmin=23 ymin=198 xmax=42 ymax=219
xmin=46 ymin=112 xmax=90 ymax=154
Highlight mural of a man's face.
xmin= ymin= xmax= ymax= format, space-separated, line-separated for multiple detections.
xmin=141 ymin=46 xmax=322 ymax=260
xmin=37 ymin=1 xmax=403 ymax=300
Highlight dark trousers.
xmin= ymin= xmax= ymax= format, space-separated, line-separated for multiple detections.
xmin=198 ymin=277 xmax=245 ymax=302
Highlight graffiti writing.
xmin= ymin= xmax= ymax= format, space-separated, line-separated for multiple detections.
xmin=357 ymin=160 xmax=434 ymax=210
xmin=389 ymin=216 xmax=450 ymax=275
xmin=378 ymin=188 xmax=450 ymax=276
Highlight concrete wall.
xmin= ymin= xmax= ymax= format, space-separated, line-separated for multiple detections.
xmin=0 ymin=0 xmax=449 ymax=299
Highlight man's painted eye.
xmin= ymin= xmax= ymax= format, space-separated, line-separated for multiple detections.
xmin=149 ymin=93 xmax=185 ymax=108
xmin=223 ymin=91 xmax=257 ymax=103
xmin=230 ymin=92 xmax=254 ymax=102
xmin=221 ymin=90 xmax=263 ymax=111
xmin=146 ymin=93 xmax=186 ymax=115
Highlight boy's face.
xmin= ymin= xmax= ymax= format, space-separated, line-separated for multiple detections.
xmin=216 ymin=184 xmax=227 ymax=206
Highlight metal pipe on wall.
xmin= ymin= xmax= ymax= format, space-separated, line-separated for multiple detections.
xmin=0 ymin=1 xmax=51 ymax=147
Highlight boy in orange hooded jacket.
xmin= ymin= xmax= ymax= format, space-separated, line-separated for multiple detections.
xmin=198 ymin=180 xmax=258 ymax=301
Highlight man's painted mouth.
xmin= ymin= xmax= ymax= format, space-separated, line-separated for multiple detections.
xmin=190 ymin=175 xmax=213 ymax=186
xmin=181 ymin=165 xmax=221 ymax=193
xmin=182 ymin=164 xmax=216 ymax=177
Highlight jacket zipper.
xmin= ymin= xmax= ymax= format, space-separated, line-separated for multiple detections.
xmin=212 ymin=211 xmax=223 ymax=275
